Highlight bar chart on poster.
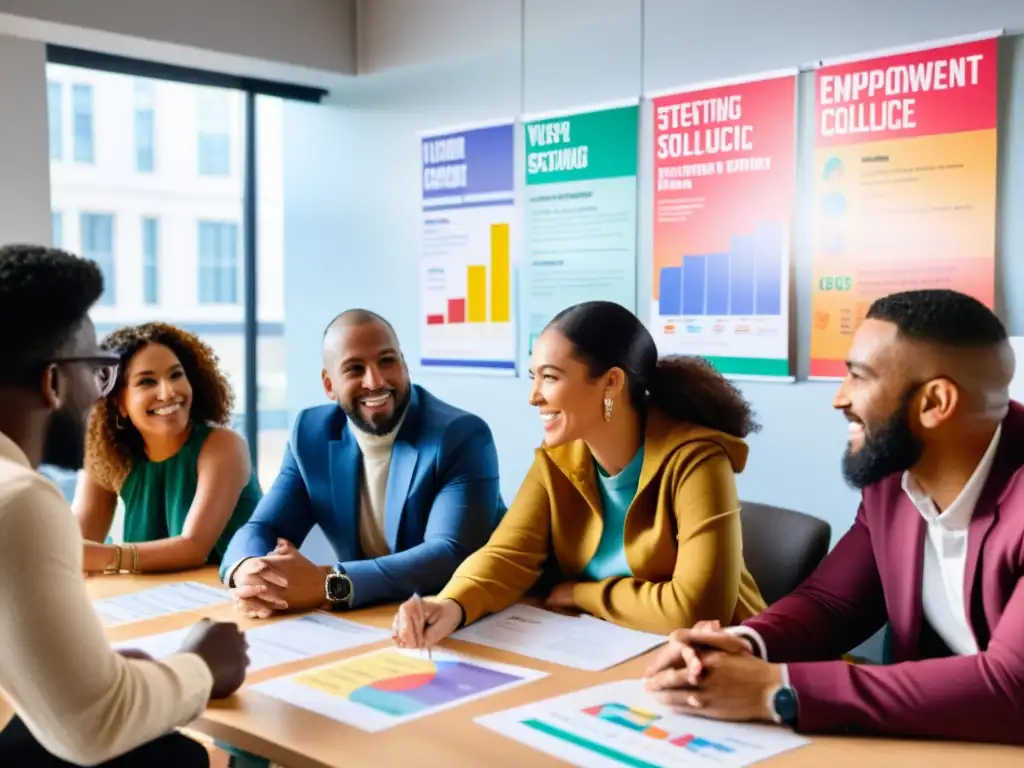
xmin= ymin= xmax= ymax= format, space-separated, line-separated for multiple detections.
xmin=657 ymin=223 xmax=784 ymax=319
xmin=420 ymin=121 xmax=517 ymax=375
xmin=424 ymin=222 xmax=511 ymax=326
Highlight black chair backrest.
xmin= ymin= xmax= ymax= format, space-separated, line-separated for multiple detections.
xmin=739 ymin=501 xmax=832 ymax=606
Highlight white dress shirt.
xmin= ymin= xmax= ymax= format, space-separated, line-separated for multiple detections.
xmin=901 ymin=423 xmax=1000 ymax=655
xmin=731 ymin=424 xmax=1003 ymax=681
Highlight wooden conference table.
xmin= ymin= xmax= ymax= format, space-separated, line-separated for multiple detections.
xmin=87 ymin=569 xmax=1021 ymax=768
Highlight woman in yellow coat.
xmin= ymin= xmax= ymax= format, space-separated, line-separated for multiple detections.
xmin=394 ymin=301 xmax=766 ymax=643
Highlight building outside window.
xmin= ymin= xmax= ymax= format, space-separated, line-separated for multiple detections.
xmin=197 ymin=88 xmax=230 ymax=176
xmin=51 ymin=211 xmax=63 ymax=248
xmin=134 ymin=79 xmax=156 ymax=172
xmin=72 ymin=83 xmax=94 ymax=163
xmin=80 ymin=213 xmax=115 ymax=304
xmin=198 ymin=220 xmax=239 ymax=304
xmin=142 ymin=216 xmax=159 ymax=304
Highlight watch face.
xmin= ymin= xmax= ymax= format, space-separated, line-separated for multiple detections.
xmin=774 ymin=687 xmax=798 ymax=724
xmin=327 ymin=573 xmax=351 ymax=603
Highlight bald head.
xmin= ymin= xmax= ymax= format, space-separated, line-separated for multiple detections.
xmin=322 ymin=309 xmax=397 ymax=362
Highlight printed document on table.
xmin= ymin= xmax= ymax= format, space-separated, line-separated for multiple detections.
xmin=115 ymin=614 xmax=390 ymax=672
xmin=477 ymin=679 xmax=810 ymax=768
xmin=93 ymin=582 xmax=230 ymax=626
xmin=451 ymin=604 xmax=666 ymax=670
xmin=254 ymin=647 xmax=547 ymax=732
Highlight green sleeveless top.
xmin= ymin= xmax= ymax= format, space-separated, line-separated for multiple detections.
xmin=119 ymin=423 xmax=262 ymax=565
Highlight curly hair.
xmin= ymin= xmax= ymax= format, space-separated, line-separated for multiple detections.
xmin=547 ymin=300 xmax=760 ymax=438
xmin=0 ymin=244 xmax=103 ymax=379
xmin=85 ymin=322 xmax=235 ymax=491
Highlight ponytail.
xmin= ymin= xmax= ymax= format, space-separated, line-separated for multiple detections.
xmin=646 ymin=356 xmax=760 ymax=438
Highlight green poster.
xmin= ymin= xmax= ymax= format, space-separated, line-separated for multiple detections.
xmin=524 ymin=104 xmax=640 ymax=185
xmin=522 ymin=103 xmax=640 ymax=358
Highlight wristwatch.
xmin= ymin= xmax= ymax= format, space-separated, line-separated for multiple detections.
xmin=770 ymin=685 xmax=799 ymax=727
xmin=325 ymin=566 xmax=354 ymax=610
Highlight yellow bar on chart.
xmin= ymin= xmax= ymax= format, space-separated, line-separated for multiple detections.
xmin=490 ymin=222 xmax=510 ymax=323
xmin=467 ymin=265 xmax=487 ymax=322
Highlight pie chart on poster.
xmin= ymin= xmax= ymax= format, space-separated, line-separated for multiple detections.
xmin=345 ymin=655 xmax=522 ymax=716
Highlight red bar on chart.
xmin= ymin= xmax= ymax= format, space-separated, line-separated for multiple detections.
xmin=447 ymin=298 xmax=466 ymax=323
xmin=426 ymin=314 xmax=445 ymax=325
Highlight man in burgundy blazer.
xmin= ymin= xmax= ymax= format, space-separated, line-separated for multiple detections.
xmin=644 ymin=289 xmax=1024 ymax=744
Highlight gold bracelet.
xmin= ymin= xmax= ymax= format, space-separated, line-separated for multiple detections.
xmin=103 ymin=545 xmax=123 ymax=575
xmin=129 ymin=544 xmax=140 ymax=574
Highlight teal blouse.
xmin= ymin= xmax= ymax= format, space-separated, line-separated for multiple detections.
xmin=119 ymin=423 xmax=262 ymax=565
xmin=581 ymin=446 xmax=644 ymax=581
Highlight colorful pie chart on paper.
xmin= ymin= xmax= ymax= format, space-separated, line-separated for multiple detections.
xmin=292 ymin=649 xmax=525 ymax=717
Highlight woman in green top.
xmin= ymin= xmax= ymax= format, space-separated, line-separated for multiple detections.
xmin=74 ymin=322 xmax=261 ymax=574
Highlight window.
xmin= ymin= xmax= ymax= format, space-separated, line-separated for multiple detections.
xmin=142 ymin=217 xmax=159 ymax=304
xmin=80 ymin=213 xmax=115 ymax=304
xmin=198 ymin=221 xmax=239 ymax=304
xmin=134 ymin=80 xmax=156 ymax=172
xmin=197 ymin=88 xmax=230 ymax=176
xmin=51 ymin=211 xmax=63 ymax=248
xmin=46 ymin=55 xmax=320 ymax=512
xmin=72 ymin=84 xmax=94 ymax=163
xmin=47 ymin=81 xmax=62 ymax=160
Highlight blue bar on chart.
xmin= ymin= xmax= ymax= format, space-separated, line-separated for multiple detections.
xmin=657 ymin=222 xmax=784 ymax=318
xmin=754 ymin=222 xmax=783 ymax=316
xmin=729 ymin=235 xmax=755 ymax=315
xmin=658 ymin=266 xmax=682 ymax=316
xmin=705 ymin=252 xmax=730 ymax=315
xmin=682 ymin=255 xmax=706 ymax=315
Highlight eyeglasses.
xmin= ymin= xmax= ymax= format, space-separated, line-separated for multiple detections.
xmin=50 ymin=355 xmax=121 ymax=398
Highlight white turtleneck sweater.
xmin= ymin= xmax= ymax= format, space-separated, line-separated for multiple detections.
xmin=349 ymin=412 xmax=406 ymax=559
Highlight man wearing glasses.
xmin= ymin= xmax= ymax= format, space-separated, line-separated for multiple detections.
xmin=0 ymin=244 xmax=249 ymax=766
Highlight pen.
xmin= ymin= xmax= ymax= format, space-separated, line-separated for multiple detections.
xmin=412 ymin=592 xmax=432 ymax=660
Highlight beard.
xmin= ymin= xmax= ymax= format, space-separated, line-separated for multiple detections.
xmin=42 ymin=406 xmax=87 ymax=471
xmin=841 ymin=389 xmax=923 ymax=489
xmin=343 ymin=387 xmax=412 ymax=437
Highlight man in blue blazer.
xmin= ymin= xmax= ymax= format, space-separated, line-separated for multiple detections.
xmin=220 ymin=309 xmax=503 ymax=616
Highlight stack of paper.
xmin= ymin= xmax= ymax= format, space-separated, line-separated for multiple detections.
xmin=452 ymin=604 xmax=666 ymax=670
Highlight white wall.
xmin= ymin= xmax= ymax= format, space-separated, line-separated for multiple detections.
xmin=0 ymin=35 xmax=51 ymax=245
xmin=284 ymin=0 xmax=1024 ymax=549
xmin=0 ymin=0 xmax=356 ymax=76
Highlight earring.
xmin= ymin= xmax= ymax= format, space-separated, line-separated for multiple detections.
xmin=603 ymin=397 xmax=614 ymax=422
xmin=114 ymin=414 xmax=128 ymax=430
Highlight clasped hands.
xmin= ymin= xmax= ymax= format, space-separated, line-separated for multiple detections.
xmin=229 ymin=538 xmax=332 ymax=619
xmin=642 ymin=620 xmax=783 ymax=723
